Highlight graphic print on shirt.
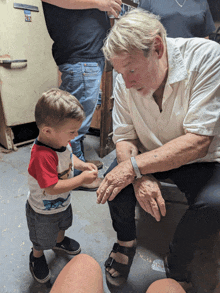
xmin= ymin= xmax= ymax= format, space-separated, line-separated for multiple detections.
xmin=43 ymin=193 xmax=71 ymax=210
xmin=58 ymin=163 xmax=73 ymax=180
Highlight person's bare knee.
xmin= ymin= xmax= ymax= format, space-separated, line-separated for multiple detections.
xmin=146 ymin=278 xmax=186 ymax=293
xmin=51 ymin=254 xmax=103 ymax=293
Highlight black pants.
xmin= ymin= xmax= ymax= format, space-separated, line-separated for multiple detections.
xmin=106 ymin=158 xmax=220 ymax=282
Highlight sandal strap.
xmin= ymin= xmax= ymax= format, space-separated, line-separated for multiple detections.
xmin=105 ymin=257 xmax=131 ymax=276
xmin=105 ymin=243 xmax=136 ymax=278
xmin=111 ymin=243 xmax=136 ymax=259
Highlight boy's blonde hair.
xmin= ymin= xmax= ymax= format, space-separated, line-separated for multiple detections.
xmin=102 ymin=8 xmax=167 ymax=61
xmin=35 ymin=88 xmax=85 ymax=129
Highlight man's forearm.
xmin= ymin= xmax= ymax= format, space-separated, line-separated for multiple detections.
xmin=116 ymin=140 xmax=139 ymax=163
xmin=136 ymin=133 xmax=213 ymax=175
xmin=42 ymin=0 xmax=99 ymax=10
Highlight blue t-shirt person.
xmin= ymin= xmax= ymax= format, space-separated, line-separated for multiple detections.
xmin=139 ymin=0 xmax=216 ymax=38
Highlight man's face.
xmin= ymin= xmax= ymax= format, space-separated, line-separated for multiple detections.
xmin=111 ymin=48 xmax=164 ymax=97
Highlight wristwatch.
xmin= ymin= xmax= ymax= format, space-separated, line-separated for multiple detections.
xmin=130 ymin=156 xmax=142 ymax=179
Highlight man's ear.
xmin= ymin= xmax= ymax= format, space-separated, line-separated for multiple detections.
xmin=153 ymin=36 xmax=164 ymax=59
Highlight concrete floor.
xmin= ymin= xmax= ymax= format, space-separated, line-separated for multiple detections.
xmin=1 ymin=134 xmax=219 ymax=293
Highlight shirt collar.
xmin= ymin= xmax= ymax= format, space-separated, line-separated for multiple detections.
xmin=35 ymin=138 xmax=67 ymax=153
xmin=166 ymin=38 xmax=188 ymax=85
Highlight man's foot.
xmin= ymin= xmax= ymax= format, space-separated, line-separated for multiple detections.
xmin=74 ymin=177 xmax=103 ymax=191
xmin=29 ymin=250 xmax=51 ymax=283
xmin=53 ymin=236 xmax=81 ymax=255
xmin=86 ymin=160 xmax=103 ymax=170
xmin=105 ymin=240 xmax=136 ymax=286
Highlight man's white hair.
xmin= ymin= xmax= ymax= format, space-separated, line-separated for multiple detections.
xmin=103 ymin=8 xmax=167 ymax=61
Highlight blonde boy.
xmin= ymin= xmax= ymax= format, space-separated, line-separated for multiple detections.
xmin=26 ymin=89 xmax=98 ymax=283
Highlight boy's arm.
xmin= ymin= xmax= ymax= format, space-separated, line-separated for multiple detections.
xmin=45 ymin=169 xmax=98 ymax=195
xmin=72 ymin=154 xmax=98 ymax=172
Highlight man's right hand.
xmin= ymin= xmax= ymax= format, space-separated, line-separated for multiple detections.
xmin=97 ymin=0 xmax=122 ymax=18
xmin=133 ymin=175 xmax=166 ymax=222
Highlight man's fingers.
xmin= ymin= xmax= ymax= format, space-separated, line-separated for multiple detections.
xmin=108 ymin=187 xmax=120 ymax=201
xmin=150 ymin=199 xmax=161 ymax=222
xmin=156 ymin=196 xmax=166 ymax=217
xmin=140 ymin=200 xmax=154 ymax=218
xmin=109 ymin=8 xmax=120 ymax=18
xmin=96 ymin=178 xmax=114 ymax=204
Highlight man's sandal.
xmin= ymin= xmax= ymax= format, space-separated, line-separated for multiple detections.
xmin=105 ymin=243 xmax=136 ymax=287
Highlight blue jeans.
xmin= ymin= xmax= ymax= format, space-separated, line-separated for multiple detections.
xmin=59 ymin=60 xmax=105 ymax=163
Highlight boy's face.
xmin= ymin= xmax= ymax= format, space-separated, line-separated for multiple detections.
xmin=50 ymin=119 xmax=82 ymax=148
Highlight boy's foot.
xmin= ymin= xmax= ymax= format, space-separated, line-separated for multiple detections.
xmin=29 ymin=250 xmax=51 ymax=283
xmin=53 ymin=236 xmax=81 ymax=255
xmin=74 ymin=177 xmax=103 ymax=191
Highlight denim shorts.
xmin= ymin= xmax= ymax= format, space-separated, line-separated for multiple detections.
xmin=26 ymin=201 xmax=72 ymax=251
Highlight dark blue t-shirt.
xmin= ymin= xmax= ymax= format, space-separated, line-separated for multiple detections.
xmin=42 ymin=3 xmax=111 ymax=65
xmin=139 ymin=0 xmax=215 ymax=38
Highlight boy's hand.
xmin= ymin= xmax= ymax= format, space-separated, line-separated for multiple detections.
xmin=82 ymin=162 xmax=98 ymax=172
xmin=81 ymin=169 xmax=98 ymax=184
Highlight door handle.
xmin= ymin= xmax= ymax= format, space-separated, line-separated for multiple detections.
xmin=0 ymin=59 xmax=27 ymax=64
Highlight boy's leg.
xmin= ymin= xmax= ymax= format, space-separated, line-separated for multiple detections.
xmin=56 ymin=230 xmax=65 ymax=243
xmin=50 ymin=254 xmax=103 ymax=293
xmin=33 ymin=247 xmax=43 ymax=258
xmin=26 ymin=201 xmax=51 ymax=283
xmin=53 ymin=205 xmax=81 ymax=255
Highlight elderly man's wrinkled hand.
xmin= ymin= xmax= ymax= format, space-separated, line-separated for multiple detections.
xmin=133 ymin=175 xmax=166 ymax=222
xmin=96 ymin=160 xmax=135 ymax=204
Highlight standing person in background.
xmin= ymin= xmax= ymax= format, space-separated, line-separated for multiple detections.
xmin=42 ymin=0 xmax=122 ymax=190
xmin=139 ymin=0 xmax=216 ymax=38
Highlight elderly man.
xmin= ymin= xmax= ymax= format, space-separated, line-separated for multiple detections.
xmin=96 ymin=9 xmax=220 ymax=287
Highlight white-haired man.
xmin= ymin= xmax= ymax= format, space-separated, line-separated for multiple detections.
xmin=97 ymin=8 xmax=220 ymax=287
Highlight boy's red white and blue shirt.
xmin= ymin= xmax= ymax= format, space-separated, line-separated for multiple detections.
xmin=27 ymin=139 xmax=74 ymax=214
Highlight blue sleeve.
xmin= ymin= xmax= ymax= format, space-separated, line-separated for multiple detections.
xmin=138 ymin=0 xmax=151 ymax=11
xmin=203 ymin=2 xmax=216 ymax=37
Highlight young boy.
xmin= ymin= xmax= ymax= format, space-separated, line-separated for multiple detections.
xmin=26 ymin=89 xmax=99 ymax=284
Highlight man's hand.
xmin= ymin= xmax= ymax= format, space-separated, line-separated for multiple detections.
xmin=97 ymin=0 xmax=122 ymax=18
xmin=133 ymin=175 xmax=166 ymax=222
xmin=96 ymin=160 xmax=135 ymax=204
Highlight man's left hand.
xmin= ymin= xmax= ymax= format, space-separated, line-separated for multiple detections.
xmin=133 ymin=175 xmax=166 ymax=222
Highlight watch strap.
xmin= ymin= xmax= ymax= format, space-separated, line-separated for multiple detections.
xmin=130 ymin=156 xmax=142 ymax=179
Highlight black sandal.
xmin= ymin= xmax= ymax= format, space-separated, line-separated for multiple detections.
xmin=105 ymin=243 xmax=136 ymax=287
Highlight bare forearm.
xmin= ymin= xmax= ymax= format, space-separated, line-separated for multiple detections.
xmin=73 ymin=154 xmax=86 ymax=171
xmin=116 ymin=140 xmax=139 ymax=163
xmin=42 ymin=0 xmax=99 ymax=9
xmin=136 ymin=133 xmax=213 ymax=175
xmin=45 ymin=175 xmax=84 ymax=195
